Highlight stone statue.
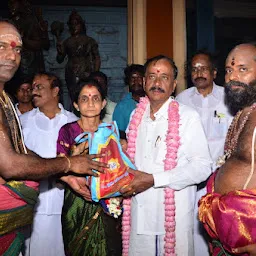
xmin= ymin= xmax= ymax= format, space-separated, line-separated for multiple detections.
xmin=8 ymin=0 xmax=50 ymax=77
xmin=55 ymin=10 xmax=101 ymax=101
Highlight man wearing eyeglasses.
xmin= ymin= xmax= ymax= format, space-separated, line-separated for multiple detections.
xmin=20 ymin=72 xmax=78 ymax=256
xmin=176 ymin=50 xmax=233 ymax=256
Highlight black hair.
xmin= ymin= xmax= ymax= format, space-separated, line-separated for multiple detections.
xmin=144 ymin=55 xmax=178 ymax=79
xmin=34 ymin=72 xmax=63 ymax=96
xmin=186 ymin=49 xmax=218 ymax=74
xmin=124 ymin=64 xmax=144 ymax=85
xmin=73 ymin=79 xmax=106 ymax=104
xmin=15 ymin=76 xmax=33 ymax=93
xmin=89 ymin=71 xmax=108 ymax=86
xmin=73 ymin=79 xmax=106 ymax=119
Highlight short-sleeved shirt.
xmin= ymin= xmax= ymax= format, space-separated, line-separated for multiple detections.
xmin=112 ymin=93 xmax=137 ymax=131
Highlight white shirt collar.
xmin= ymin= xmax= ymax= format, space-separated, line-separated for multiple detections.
xmin=35 ymin=103 xmax=66 ymax=118
xmin=145 ymin=97 xmax=173 ymax=121
xmin=193 ymin=82 xmax=219 ymax=99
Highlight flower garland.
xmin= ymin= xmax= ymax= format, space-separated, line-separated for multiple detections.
xmin=122 ymin=96 xmax=180 ymax=256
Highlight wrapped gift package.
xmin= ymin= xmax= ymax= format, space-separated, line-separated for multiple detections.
xmin=75 ymin=122 xmax=135 ymax=202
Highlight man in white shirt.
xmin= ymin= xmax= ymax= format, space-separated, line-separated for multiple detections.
xmin=120 ymin=55 xmax=212 ymax=255
xmin=20 ymin=72 xmax=78 ymax=256
xmin=14 ymin=79 xmax=34 ymax=116
xmin=176 ymin=51 xmax=233 ymax=256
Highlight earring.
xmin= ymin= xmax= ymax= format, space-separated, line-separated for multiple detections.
xmin=76 ymin=108 xmax=80 ymax=112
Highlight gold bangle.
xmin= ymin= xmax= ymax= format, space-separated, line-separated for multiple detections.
xmin=63 ymin=155 xmax=71 ymax=173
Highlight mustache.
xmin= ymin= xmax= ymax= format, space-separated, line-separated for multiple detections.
xmin=149 ymin=86 xmax=165 ymax=93
xmin=32 ymin=94 xmax=41 ymax=99
xmin=225 ymin=80 xmax=249 ymax=89
xmin=195 ymin=77 xmax=206 ymax=82
xmin=0 ymin=60 xmax=16 ymax=66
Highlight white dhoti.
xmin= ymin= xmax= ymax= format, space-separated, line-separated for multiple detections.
xmin=25 ymin=214 xmax=65 ymax=256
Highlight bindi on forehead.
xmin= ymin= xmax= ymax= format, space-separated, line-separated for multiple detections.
xmin=231 ymin=57 xmax=235 ymax=66
xmin=10 ymin=41 xmax=16 ymax=48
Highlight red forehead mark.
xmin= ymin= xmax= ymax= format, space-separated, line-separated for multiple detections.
xmin=88 ymin=94 xmax=91 ymax=97
xmin=10 ymin=41 xmax=16 ymax=48
xmin=87 ymin=84 xmax=93 ymax=88
xmin=157 ymin=69 xmax=160 ymax=73
xmin=231 ymin=57 xmax=235 ymax=66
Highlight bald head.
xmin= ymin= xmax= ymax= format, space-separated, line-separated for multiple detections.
xmin=225 ymin=43 xmax=256 ymax=84
xmin=227 ymin=43 xmax=256 ymax=64
xmin=224 ymin=43 xmax=256 ymax=115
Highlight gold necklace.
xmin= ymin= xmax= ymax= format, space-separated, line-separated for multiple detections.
xmin=0 ymin=91 xmax=25 ymax=154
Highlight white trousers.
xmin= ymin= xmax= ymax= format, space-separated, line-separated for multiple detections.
xmin=193 ymin=187 xmax=210 ymax=256
xmin=129 ymin=222 xmax=194 ymax=255
xmin=129 ymin=230 xmax=165 ymax=256
xmin=24 ymin=214 xmax=65 ymax=256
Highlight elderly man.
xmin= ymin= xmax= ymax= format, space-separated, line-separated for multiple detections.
xmin=113 ymin=64 xmax=145 ymax=137
xmin=0 ymin=20 xmax=106 ymax=256
xmin=20 ymin=72 xmax=78 ymax=256
xmin=176 ymin=50 xmax=233 ymax=255
xmin=120 ymin=55 xmax=212 ymax=255
xmin=199 ymin=43 xmax=256 ymax=255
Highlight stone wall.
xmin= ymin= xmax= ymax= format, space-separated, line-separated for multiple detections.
xmin=41 ymin=6 xmax=128 ymax=109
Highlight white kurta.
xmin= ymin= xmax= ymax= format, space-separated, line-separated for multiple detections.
xmin=128 ymin=98 xmax=212 ymax=256
xmin=15 ymin=103 xmax=22 ymax=117
xmin=176 ymin=83 xmax=233 ymax=165
xmin=20 ymin=104 xmax=78 ymax=256
xmin=176 ymin=84 xmax=233 ymax=256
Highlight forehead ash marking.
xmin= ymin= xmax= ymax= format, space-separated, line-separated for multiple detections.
xmin=193 ymin=63 xmax=204 ymax=68
xmin=0 ymin=34 xmax=22 ymax=45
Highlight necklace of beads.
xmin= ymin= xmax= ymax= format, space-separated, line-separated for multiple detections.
xmin=217 ymin=103 xmax=256 ymax=166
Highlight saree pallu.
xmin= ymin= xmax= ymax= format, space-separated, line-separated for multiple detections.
xmin=62 ymin=187 xmax=122 ymax=256
xmin=199 ymin=172 xmax=256 ymax=256
xmin=0 ymin=180 xmax=39 ymax=256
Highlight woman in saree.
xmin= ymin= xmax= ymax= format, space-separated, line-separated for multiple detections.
xmin=57 ymin=79 xmax=122 ymax=256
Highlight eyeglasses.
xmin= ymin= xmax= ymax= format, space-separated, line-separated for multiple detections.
xmin=32 ymin=84 xmax=45 ymax=91
xmin=191 ymin=66 xmax=211 ymax=74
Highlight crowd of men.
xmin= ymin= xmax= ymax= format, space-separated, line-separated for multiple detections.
xmin=1 ymin=17 xmax=256 ymax=256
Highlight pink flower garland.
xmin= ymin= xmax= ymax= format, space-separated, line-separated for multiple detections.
xmin=122 ymin=96 xmax=180 ymax=256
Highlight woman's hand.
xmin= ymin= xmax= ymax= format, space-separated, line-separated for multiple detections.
xmin=71 ymin=141 xmax=89 ymax=156
xmin=233 ymin=244 xmax=256 ymax=255
xmin=61 ymin=175 xmax=92 ymax=201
